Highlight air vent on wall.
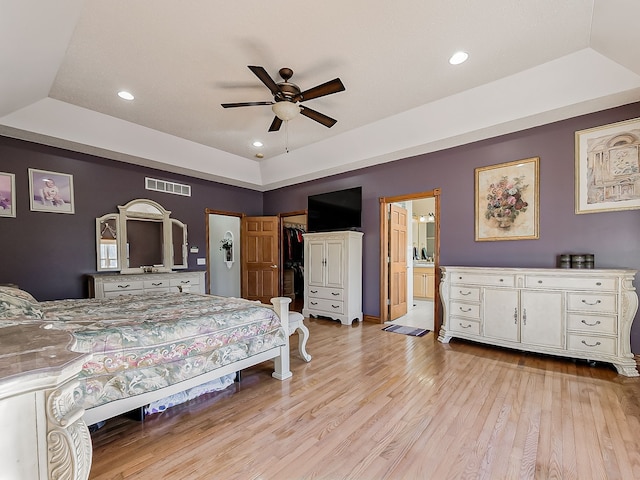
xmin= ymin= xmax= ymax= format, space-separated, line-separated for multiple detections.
xmin=145 ymin=177 xmax=191 ymax=197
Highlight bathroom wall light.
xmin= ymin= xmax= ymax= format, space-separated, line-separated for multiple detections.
xmin=427 ymin=213 xmax=435 ymax=222
xmin=419 ymin=215 xmax=426 ymax=222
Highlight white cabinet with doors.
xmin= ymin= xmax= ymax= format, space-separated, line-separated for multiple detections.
xmin=439 ymin=266 xmax=638 ymax=376
xmin=302 ymin=231 xmax=363 ymax=325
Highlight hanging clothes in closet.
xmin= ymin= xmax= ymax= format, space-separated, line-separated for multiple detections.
xmin=283 ymin=224 xmax=305 ymax=297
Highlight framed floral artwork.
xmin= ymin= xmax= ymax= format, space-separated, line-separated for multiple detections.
xmin=0 ymin=172 xmax=16 ymax=218
xmin=575 ymin=117 xmax=640 ymax=214
xmin=475 ymin=157 xmax=539 ymax=241
xmin=29 ymin=168 xmax=75 ymax=214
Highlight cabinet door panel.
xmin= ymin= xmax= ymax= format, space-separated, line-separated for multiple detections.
xmin=521 ymin=290 xmax=563 ymax=348
xmin=484 ymin=288 xmax=519 ymax=342
xmin=307 ymin=241 xmax=326 ymax=286
xmin=325 ymin=240 xmax=344 ymax=288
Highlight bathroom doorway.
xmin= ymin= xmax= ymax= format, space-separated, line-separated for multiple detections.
xmin=379 ymin=189 xmax=441 ymax=332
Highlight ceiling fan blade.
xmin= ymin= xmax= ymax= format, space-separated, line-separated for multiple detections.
xmin=300 ymin=106 xmax=337 ymax=128
xmin=268 ymin=116 xmax=283 ymax=132
xmin=221 ymin=101 xmax=273 ymax=108
xmin=295 ymin=78 xmax=345 ymax=102
xmin=248 ymin=66 xmax=280 ymax=96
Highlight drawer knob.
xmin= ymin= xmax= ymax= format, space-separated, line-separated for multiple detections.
xmin=181 ymin=280 xmax=191 ymax=284
xmin=581 ymin=319 xmax=602 ymax=327
xmin=459 ymin=307 xmax=472 ymax=313
xmin=458 ymin=276 xmax=463 ymax=280
xmin=117 ymin=284 xmax=130 ymax=289
xmin=310 ymin=290 xmax=318 ymax=294
xmin=332 ymin=305 xmax=340 ymax=309
xmin=311 ymin=301 xmax=318 ymax=305
xmin=460 ymin=323 xmax=472 ymax=329
xmin=331 ymin=292 xmax=340 ymax=296
xmin=460 ymin=290 xmax=471 ymax=296
xmin=581 ymin=340 xmax=601 ymax=348
xmin=499 ymin=278 xmax=503 ymax=282
xmin=538 ymin=280 xmax=543 ymax=284
xmin=152 ymin=282 xmax=162 ymax=286
xmin=581 ymin=299 xmax=602 ymax=306
xmin=596 ymin=282 xmax=602 ymax=286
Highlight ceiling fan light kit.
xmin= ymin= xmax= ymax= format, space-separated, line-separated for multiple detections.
xmin=272 ymin=101 xmax=301 ymax=121
xmin=222 ymin=66 xmax=345 ymax=132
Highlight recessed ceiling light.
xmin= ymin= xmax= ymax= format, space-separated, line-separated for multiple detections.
xmin=449 ymin=51 xmax=469 ymax=65
xmin=252 ymin=141 xmax=263 ymax=147
xmin=118 ymin=91 xmax=134 ymax=100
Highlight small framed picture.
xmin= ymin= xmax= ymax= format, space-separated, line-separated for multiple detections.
xmin=475 ymin=157 xmax=540 ymax=241
xmin=575 ymin=117 xmax=640 ymax=214
xmin=0 ymin=172 xmax=16 ymax=218
xmin=29 ymin=168 xmax=75 ymax=214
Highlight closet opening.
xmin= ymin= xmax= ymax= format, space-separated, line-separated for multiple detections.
xmin=280 ymin=211 xmax=307 ymax=313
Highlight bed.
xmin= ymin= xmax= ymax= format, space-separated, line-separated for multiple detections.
xmin=0 ymin=285 xmax=292 ymax=426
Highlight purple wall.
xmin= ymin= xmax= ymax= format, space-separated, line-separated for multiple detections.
xmin=263 ymin=102 xmax=640 ymax=352
xmin=2 ymin=102 xmax=640 ymax=351
xmin=0 ymin=137 xmax=263 ymax=300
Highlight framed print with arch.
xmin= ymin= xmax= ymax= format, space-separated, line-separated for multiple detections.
xmin=575 ymin=117 xmax=640 ymax=214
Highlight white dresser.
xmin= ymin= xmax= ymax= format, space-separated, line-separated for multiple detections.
xmin=439 ymin=266 xmax=639 ymax=376
xmin=88 ymin=271 xmax=206 ymax=298
xmin=302 ymin=231 xmax=363 ymax=325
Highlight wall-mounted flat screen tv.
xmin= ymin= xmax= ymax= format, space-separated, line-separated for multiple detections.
xmin=307 ymin=186 xmax=362 ymax=232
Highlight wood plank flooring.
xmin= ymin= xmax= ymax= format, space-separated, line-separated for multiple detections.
xmin=89 ymin=317 xmax=640 ymax=479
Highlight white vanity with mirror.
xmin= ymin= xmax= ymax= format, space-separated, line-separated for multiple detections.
xmin=90 ymin=199 xmax=203 ymax=299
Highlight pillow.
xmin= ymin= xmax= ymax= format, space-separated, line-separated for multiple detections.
xmin=0 ymin=286 xmax=43 ymax=319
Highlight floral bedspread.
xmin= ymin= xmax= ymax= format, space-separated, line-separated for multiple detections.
xmin=38 ymin=293 xmax=286 ymax=409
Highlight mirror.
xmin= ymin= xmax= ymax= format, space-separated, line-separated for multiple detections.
xmin=96 ymin=214 xmax=119 ymax=271
xmin=95 ymin=199 xmax=188 ymax=273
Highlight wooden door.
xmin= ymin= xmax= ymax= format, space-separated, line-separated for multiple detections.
xmin=242 ymin=216 xmax=279 ymax=303
xmin=389 ymin=204 xmax=408 ymax=320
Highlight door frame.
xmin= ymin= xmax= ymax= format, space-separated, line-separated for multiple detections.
xmin=379 ymin=189 xmax=441 ymax=330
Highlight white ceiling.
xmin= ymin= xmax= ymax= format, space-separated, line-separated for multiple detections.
xmin=2 ymin=0 xmax=640 ymax=191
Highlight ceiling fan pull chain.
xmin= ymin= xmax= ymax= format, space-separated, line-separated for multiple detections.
xmin=285 ymin=120 xmax=290 ymax=153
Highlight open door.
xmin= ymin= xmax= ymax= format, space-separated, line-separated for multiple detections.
xmin=242 ymin=216 xmax=280 ymax=303
xmin=389 ymin=203 xmax=408 ymax=320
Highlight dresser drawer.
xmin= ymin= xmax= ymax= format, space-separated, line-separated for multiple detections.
xmin=567 ymin=313 xmax=617 ymax=335
xmin=567 ymin=334 xmax=616 ymax=356
xmin=143 ymin=279 xmax=170 ymax=289
xmin=170 ymin=276 xmax=201 ymax=288
xmin=451 ymin=273 xmax=515 ymax=287
xmin=448 ymin=317 xmax=480 ymax=335
xmin=103 ymin=280 xmax=144 ymax=293
xmin=308 ymin=286 xmax=343 ymax=301
xmin=450 ymin=286 xmax=480 ymax=302
xmin=449 ymin=301 xmax=480 ymax=320
xmin=525 ymin=275 xmax=616 ymax=291
xmin=307 ymin=298 xmax=344 ymax=314
xmin=104 ymin=289 xmax=143 ymax=298
xmin=567 ymin=293 xmax=616 ymax=313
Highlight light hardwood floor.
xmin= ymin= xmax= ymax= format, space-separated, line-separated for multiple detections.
xmin=89 ymin=317 xmax=640 ymax=479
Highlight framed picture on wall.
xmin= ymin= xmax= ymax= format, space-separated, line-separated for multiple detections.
xmin=475 ymin=157 xmax=539 ymax=241
xmin=0 ymin=172 xmax=16 ymax=218
xmin=575 ymin=117 xmax=640 ymax=214
xmin=29 ymin=168 xmax=75 ymax=214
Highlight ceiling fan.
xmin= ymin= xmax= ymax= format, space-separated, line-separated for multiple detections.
xmin=221 ymin=66 xmax=345 ymax=132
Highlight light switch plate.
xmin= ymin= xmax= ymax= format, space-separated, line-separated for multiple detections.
xmin=196 ymin=258 xmax=206 ymax=265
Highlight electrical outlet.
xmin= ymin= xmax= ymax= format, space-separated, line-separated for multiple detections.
xmin=197 ymin=258 xmax=206 ymax=265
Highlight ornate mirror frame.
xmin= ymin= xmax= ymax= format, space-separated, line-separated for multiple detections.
xmin=95 ymin=199 xmax=188 ymax=273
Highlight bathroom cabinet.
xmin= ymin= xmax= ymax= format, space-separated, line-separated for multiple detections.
xmin=413 ymin=266 xmax=435 ymax=299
